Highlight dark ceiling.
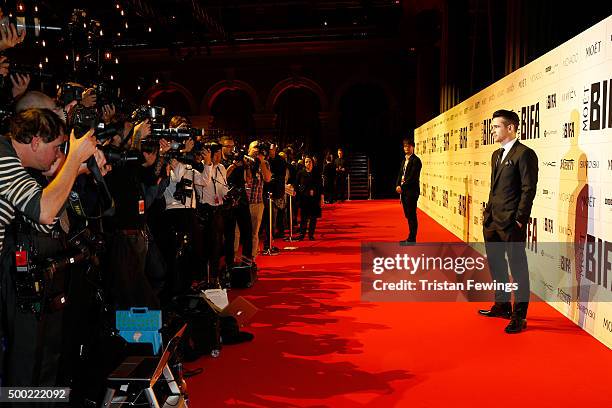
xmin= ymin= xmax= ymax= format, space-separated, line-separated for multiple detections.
xmin=27 ymin=0 xmax=404 ymax=49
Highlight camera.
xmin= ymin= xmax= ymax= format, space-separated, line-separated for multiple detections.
xmin=66 ymin=103 xmax=121 ymax=142
xmin=58 ymin=83 xmax=84 ymax=106
xmin=15 ymin=228 xmax=104 ymax=314
xmin=255 ymin=141 xmax=271 ymax=157
xmin=131 ymin=105 xmax=166 ymax=124
xmin=100 ymin=145 xmax=140 ymax=165
xmin=0 ymin=13 xmax=61 ymax=39
xmin=173 ymin=178 xmax=194 ymax=205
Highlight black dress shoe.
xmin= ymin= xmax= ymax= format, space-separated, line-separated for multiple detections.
xmin=308 ymin=235 xmax=315 ymax=241
xmin=478 ymin=304 xmax=512 ymax=319
xmin=505 ymin=317 xmax=527 ymax=334
xmin=399 ymin=239 xmax=415 ymax=246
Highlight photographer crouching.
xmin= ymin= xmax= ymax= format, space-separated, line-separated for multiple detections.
xmin=0 ymin=108 xmax=97 ymax=386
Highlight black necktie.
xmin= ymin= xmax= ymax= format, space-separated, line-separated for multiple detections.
xmin=494 ymin=147 xmax=505 ymax=173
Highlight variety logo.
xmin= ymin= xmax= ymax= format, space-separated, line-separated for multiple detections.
xmin=521 ymin=103 xmax=540 ymax=139
xmin=542 ymin=161 xmax=557 ymax=167
xmin=560 ymin=159 xmax=574 ymax=170
xmin=557 ymin=288 xmax=571 ymax=305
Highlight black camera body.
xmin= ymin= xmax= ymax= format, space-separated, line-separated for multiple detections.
xmin=14 ymin=229 xmax=104 ymax=314
xmin=173 ymin=177 xmax=194 ymax=205
xmin=131 ymin=105 xmax=166 ymax=124
xmin=59 ymin=83 xmax=84 ymax=106
xmin=101 ymin=145 xmax=140 ymax=165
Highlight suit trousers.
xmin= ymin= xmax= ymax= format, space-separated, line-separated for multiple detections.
xmin=483 ymin=223 xmax=530 ymax=318
xmin=401 ymin=193 xmax=418 ymax=241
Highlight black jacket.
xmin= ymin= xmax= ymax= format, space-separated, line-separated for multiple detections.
xmin=483 ymin=140 xmax=538 ymax=230
xmin=396 ymin=154 xmax=422 ymax=197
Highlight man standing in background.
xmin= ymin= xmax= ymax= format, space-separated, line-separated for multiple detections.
xmin=396 ymin=139 xmax=421 ymax=244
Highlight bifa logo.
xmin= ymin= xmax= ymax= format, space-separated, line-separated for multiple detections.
xmin=583 ymin=79 xmax=612 ymax=132
xmin=544 ymin=218 xmax=554 ymax=233
xmin=443 ymin=132 xmax=450 ymax=151
xmin=458 ymin=194 xmax=467 ymax=217
xmin=459 ymin=127 xmax=468 ymax=149
xmin=481 ymin=118 xmax=494 ymax=145
xmin=526 ymin=217 xmax=537 ymax=253
xmin=442 ymin=190 xmax=449 ymax=208
xmin=563 ymin=122 xmax=575 ymax=138
xmin=546 ymin=94 xmax=557 ymax=109
xmin=560 ymin=255 xmax=571 ymax=273
xmin=521 ymin=103 xmax=540 ymax=139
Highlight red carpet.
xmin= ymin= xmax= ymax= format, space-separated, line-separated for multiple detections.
xmin=185 ymin=199 xmax=612 ymax=407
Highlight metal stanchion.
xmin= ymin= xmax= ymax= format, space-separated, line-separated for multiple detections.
xmin=262 ymin=192 xmax=278 ymax=255
xmin=346 ymin=173 xmax=351 ymax=201
xmin=284 ymin=188 xmax=296 ymax=242
xmin=368 ymin=174 xmax=373 ymax=200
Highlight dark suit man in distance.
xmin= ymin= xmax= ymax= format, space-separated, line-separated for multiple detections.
xmin=479 ymin=109 xmax=538 ymax=334
xmin=396 ymin=138 xmax=422 ymax=244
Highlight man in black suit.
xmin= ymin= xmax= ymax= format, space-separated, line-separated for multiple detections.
xmin=396 ymin=138 xmax=422 ymax=244
xmin=478 ymin=109 xmax=538 ymax=334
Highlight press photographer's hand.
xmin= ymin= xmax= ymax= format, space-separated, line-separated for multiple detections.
xmin=81 ymin=88 xmax=97 ymax=108
xmin=68 ymin=128 xmax=97 ymax=163
xmin=0 ymin=55 xmax=8 ymax=76
xmin=0 ymin=23 xmax=25 ymax=51
xmin=11 ymin=73 xmax=30 ymax=98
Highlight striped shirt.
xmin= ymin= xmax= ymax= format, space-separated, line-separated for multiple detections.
xmin=0 ymin=136 xmax=56 ymax=252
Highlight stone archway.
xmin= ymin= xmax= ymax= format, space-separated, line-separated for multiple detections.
xmin=201 ymin=79 xmax=263 ymax=115
xmin=142 ymin=81 xmax=198 ymax=115
xmin=266 ymin=76 xmax=329 ymax=112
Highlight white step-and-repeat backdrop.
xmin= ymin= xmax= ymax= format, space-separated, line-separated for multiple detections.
xmin=415 ymin=15 xmax=612 ymax=347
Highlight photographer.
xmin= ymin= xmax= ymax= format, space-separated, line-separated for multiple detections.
xmin=296 ymin=155 xmax=323 ymax=240
xmin=0 ymin=108 xmax=97 ymax=386
xmin=195 ymin=141 xmax=227 ymax=287
xmin=263 ymin=143 xmax=287 ymax=251
xmin=234 ymin=140 xmax=271 ymax=259
xmin=221 ymin=136 xmax=253 ymax=266
xmin=102 ymin=115 xmax=161 ymax=310
xmin=157 ymin=116 xmax=204 ymax=297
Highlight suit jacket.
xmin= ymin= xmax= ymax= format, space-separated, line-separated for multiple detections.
xmin=483 ymin=140 xmax=538 ymax=230
xmin=396 ymin=154 xmax=422 ymax=198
